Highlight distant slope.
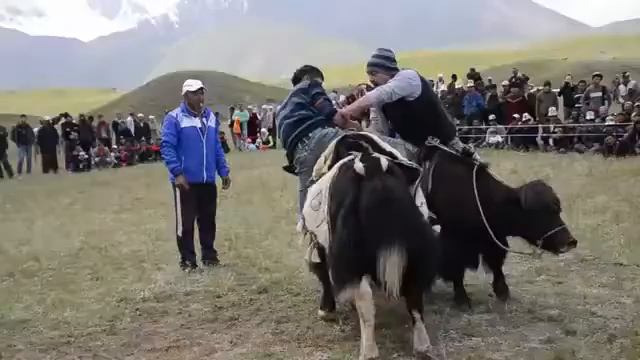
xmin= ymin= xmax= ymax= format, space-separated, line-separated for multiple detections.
xmin=0 ymin=89 xmax=122 ymax=117
xmin=481 ymin=59 xmax=640 ymax=86
xmin=92 ymin=70 xmax=288 ymax=117
xmin=324 ymin=34 xmax=640 ymax=87
xmin=147 ymin=19 xmax=367 ymax=83
xmin=0 ymin=114 xmax=43 ymax=128
xmin=596 ymin=19 xmax=640 ymax=34
xmin=0 ymin=0 xmax=592 ymax=90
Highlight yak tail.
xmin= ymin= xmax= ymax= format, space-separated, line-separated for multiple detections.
xmin=377 ymin=245 xmax=407 ymax=299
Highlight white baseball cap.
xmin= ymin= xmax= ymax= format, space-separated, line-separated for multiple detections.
xmin=547 ymin=107 xmax=558 ymax=117
xmin=182 ymin=79 xmax=207 ymax=95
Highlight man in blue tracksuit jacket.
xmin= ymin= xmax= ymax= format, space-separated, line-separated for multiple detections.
xmin=161 ymin=79 xmax=231 ymax=271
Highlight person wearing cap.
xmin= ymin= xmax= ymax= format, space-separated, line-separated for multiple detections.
xmin=434 ymin=73 xmax=447 ymax=97
xmin=340 ymin=48 xmax=478 ymax=160
xmin=161 ymin=79 xmax=231 ymax=271
xmin=582 ymin=72 xmax=610 ymax=117
xmin=463 ymin=80 xmax=485 ymax=125
xmin=536 ymin=80 xmax=559 ymax=121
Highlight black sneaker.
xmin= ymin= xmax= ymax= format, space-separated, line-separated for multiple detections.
xmin=180 ymin=260 xmax=198 ymax=272
xmin=202 ymin=257 xmax=220 ymax=268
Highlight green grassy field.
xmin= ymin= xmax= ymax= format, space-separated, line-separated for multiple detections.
xmin=0 ymin=150 xmax=638 ymax=359
xmin=324 ymin=34 xmax=640 ymax=87
xmin=0 ymin=89 xmax=122 ymax=118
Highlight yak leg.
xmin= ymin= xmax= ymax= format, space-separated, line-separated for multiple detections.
xmin=483 ymin=251 xmax=510 ymax=302
xmin=353 ymin=276 xmax=379 ymax=360
xmin=308 ymin=252 xmax=336 ymax=320
xmin=405 ymin=285 xmax=435 ymax=360
xmin=452 ymin=266 xmax=472 ymax=310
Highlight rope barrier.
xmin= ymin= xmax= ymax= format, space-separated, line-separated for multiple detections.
xmin=457 ymin=122 xmax=633 ymax=129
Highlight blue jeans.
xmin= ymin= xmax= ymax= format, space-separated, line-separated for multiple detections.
xmin=293 ymin=128 xmax=418 ymax=217
xmin=17 ymin=145 xmax=32 ymax=175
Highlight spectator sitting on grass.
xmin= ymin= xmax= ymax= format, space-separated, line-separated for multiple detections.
xmin=150 ymin=139 xmax=162 ymax=161
xmin=259 ymin=128 xmax=275 ymax=150
xmin=72 ymin=145 xmax=90 ymax=172
xmin=110 ymin=145 xmax=121 ymax=168
xmin=93 ymin=142 xmax=113 ymax=169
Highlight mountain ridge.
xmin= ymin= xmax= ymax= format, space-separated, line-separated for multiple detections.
xmin=0 ymin=0 xmax=637 ymax=90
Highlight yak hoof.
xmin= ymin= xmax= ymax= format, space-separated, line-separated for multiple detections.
xmin=493 ymin=282 xmax=510 ymax=302
xmin=454 ymin=293 xmax=472 ymax=311
xmin=415 ymin=350 xmax=437 ymax=360
xmin=317 ymin=309 xmax=336 ymax=321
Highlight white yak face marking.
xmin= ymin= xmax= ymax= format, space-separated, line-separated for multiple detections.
xmin=354 ymin=155 xmax=366 ymax=176
xmin=377 ymin=154 xmax=389 ymax=172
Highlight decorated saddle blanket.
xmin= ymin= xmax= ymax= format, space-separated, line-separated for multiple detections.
xmin=302 ymin=132 xmax=430 ymax=263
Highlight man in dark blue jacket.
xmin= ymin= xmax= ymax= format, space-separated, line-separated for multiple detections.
xmin=161 ymin=79 xmax=231 ymax=271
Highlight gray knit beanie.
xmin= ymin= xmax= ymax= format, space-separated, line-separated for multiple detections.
xmin=366 ymin=48 xmax=399 ymax=74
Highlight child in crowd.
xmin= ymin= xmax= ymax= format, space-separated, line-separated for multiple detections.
xmin=218 ymin=130 xmax=231 ymax=154
xmin=93 ymin=142 xmax=113 ymax=169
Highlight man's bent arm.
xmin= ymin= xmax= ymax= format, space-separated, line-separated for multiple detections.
xmin=342 ymin=70 xmax=422 ymax=118
xmin=160 ymin=113 xmax=183 ymax=178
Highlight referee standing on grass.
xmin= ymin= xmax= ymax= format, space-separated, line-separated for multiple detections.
xmin=161 ymin=79 xmax=231 ymax=272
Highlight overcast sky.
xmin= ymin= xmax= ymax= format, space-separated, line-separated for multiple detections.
xmin=1 ymin=0 xmax=639 ymax=41
xmin=532 ymin=0 xmax=640 ymax=26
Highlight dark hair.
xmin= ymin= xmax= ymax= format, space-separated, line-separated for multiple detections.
xmin=452 ymin=74 xmax=458 ymax=80
xmin=20 ymin=114 xmax=27 ymax=118
xmin=291 ymin=65 xmax=324 ymax=86
xmin=543 ymin=80 xmax=552 ymax=87
xmin=578 ymin=80 xmax=587 ymax=85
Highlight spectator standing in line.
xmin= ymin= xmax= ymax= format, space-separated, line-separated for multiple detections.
xmin=112 ymin=113 xmax=122 ymax=144
xmin=509 ymin=68 xmax=524 ymax=91
xmin=466 ymin=67 xmax=482 ymax=83
xmin=148 ymin=115 xmax=159 ymax=140
xmin=500 ymin=80 xmax=510 ymax=98
xmin=622 ymin=72 xmax=639 ymax=103
xmin=558 ymin=75 xmax=576 ymax=119
xmin=434 ymin=73 xmax=447 ymax=97
xmin=36 ymin=117 xmax=59 ymax=174
xmin=463 ymin=81 xmax=485 ymax=125
xmin=10 ymin=114 xmax=35 ymax=177
xmin=582 ymin=72 xmax=610 ymax=117
xmin=126 ymin=113 xmax=136 ymax=138
xmin=233 ymin=104 xmax=250 ymax=142
xmin=161 ymin=79 xmax=231 ymax=271
xmin=572 ymin=80 xmax=588 ymax=112
xmin=140 ymin=116 xmax=152 ymax=142
xmin=503 ymin=87 xmax=529 ymax=125
xmin=447 ymin=74 xmax=458 ymax=95
xmin=60 ymin=114 xmax=78 ymax=171
xmin=536 ymin=80 xmax=559 ymax=121
xmin=0 ymin=123 xmax=14 ymax=179
xmin=96 ymin=114 xmax=112 ymax=148
xmin=77 ymin=115 xmax=95 ymax=171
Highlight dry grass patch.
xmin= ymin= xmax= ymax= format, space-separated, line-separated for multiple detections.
xmin=0 ymin=150 xmax=638 ymax=359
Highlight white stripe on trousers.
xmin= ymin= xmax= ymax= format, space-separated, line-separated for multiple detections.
xmin=175 ymin=187 xmax=183 ymax=237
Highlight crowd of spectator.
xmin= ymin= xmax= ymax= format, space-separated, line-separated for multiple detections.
xmin=225 ymin=103 xmax=278 ymax=152
xmin=336 ymin=68 xmax=640 ymax=157
xmin=0 ymin=112 xmax=165 ymax=179
xmin=440 ymin=68 xmax=640 ymax=156
xmin=0 ymin=104 xmax=281 ymax=180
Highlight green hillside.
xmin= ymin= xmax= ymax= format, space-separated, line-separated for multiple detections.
xmin=0 ymin=88 xmax=122 ymax=117
xmin=324 ymin=34 xmax=640 ymax=87
xmin=147 ymin=19 xmax=367 ymax=85
xmin=92 ymin=70 xmax=289 ymax=118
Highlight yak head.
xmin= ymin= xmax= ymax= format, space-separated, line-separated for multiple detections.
xmin=510 ymin=180 xmax=577 ymax=254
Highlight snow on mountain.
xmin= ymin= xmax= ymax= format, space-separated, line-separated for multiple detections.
xmin=0 ymin=0 xmax=180 ymax=41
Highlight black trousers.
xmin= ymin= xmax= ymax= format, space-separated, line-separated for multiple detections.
xmin=41 ymin=153 xmax=59 ymax=174
xmin=0 ymin=151 xmax=14 ymax=178
xmin=172 ymin=183 xmax=218 ymax=264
